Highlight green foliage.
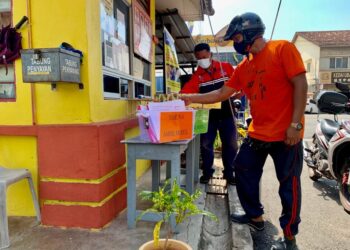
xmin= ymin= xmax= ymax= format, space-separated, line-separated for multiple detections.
xmin=137 ymin=179 xmax=217 ymax=249
xmin=214 ymin=133 xmax=222 ymax=151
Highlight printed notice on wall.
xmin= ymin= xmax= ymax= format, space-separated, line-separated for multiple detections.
xmin=138 ymin=26 xmax=152 ymax=59
xmin=133 ymin=0 xmax=153 ymax=62
xmin=117 ymin=9 xmax=126 ymax=44
xmin=164 ymin=27 xmax=181 ymax=93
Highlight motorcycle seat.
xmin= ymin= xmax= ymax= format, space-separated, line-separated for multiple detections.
xmin=320 ymin=119 xmax=339 ymax=141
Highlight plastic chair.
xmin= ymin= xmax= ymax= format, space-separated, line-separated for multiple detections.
xmin=0 ymin=167 xmax=41 ymax=249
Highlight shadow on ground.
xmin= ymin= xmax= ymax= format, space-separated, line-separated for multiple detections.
xmin=312 ymin=178 xmax=341 ymax=205
xmin=251 ymin=221 xmax=279 ymax=250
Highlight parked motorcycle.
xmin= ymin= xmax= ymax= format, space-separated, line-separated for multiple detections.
xmin=303 ymin=83 xmax=350 ymax=213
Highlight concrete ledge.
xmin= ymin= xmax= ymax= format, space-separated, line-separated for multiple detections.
xmin=228 ymin=185 xmax=254 ymax=250
xmin=174 ymin=183 xmax=206 ymax=249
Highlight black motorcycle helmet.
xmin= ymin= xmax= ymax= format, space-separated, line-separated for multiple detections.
xmin=224 ymin=12 xmax=265 ymax=43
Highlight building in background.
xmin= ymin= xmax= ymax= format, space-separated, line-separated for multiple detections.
xmin=293 ymin=30 xmax=350 ymax=98
xmin=193 ymin=34 xmax=243 ymax=66
xmin=0 ymin=0 xmax=210 ymax=229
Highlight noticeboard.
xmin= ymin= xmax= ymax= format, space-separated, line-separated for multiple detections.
xmin=132 ymin=0 xmax=153 ymax=63
xmin=164 ymin=27 xmax=181 ymax=93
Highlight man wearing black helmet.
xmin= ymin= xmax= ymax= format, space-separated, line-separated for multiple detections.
xmin=181 ymin=12 xmax=307 ymax=250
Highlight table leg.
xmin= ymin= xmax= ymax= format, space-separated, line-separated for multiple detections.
xmin=127 ymin=146 xmax=137 ymax=229
xmin=186 ymin=139 xmax=195 ymax=194
xmin=166 ymin=161 xmax=171 ymax=180
xmin=169 ymin=153 xmax=181 ymax=232
xmin=170 ymin=154 xmax=181 ymax=185
xmin=0 ymin=184 xmax=10 ymax=249
xmin=194 ymin=135 xmax=200 ymax=182
xmin=151 ymin=160 xmax=160 ymax=191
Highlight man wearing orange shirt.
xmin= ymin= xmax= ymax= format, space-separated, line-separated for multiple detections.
xmin=181 ymin=13 xmax=307 ymax=250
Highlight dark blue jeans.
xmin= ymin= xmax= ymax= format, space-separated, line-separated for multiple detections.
xmin=200 ymin=116 xmax=238 ymax=179
xmin=234 ymin=138 xmax=303 ymax=237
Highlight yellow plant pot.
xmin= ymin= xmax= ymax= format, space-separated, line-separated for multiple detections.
xmin=139 ymin=239 xmax=192 ymax=250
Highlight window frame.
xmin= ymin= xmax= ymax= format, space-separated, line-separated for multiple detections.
xmin=0 ymin=0 xmax=15 ymax=102
xmin=134 ymin=78 xmax=151 ymax=98
xmin=100 ymin=0 xmax=152 ymax=100
xmin=306 ymin=62 xmax=311 ymax=72
xmin=329 ymin=57 xmax=349 ymax=69
xmin=102 ymin=66 xmax=133 ymax=99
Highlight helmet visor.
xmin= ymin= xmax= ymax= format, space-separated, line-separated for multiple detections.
xmin=224 ymin=16 xmax=242 ymax=41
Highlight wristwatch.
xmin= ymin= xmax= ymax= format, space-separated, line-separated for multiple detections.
xmin=290 ymin=122 xmax=303 ymax=131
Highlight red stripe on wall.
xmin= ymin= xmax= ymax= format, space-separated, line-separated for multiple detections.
xmin=0 ymin=125 xmax=37 ymax=136
xmin=40 ymin=167 xmax=126 ymax=202
xmin=41 ymin=188 xmax=127 ymax=229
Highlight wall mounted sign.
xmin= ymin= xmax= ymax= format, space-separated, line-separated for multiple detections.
xmin=164 ymin=27 xmax=180 ymax=93
xmin=331 ymin=72 xmax=350 ymax=84
xmin=132 ymin=0 xmax=153 ymax=62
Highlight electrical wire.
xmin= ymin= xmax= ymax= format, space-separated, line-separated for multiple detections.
xmin=207 ymin=15 xmax=236 ymax=119
xmin=270 ymin=0 xmax=282 ymax=40
xmin=207 ymin=15 xmax=224 ymax=76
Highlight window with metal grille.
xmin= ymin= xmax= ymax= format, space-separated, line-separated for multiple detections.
xmin=0 ymin=0 xmax=15 ymax=101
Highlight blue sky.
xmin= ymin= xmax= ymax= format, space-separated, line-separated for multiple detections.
xmin=192 ymin=0 xmax=350 ymax=40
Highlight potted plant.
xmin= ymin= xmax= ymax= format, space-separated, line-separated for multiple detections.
xmin=137 ymin=179 xmax=217 ymax=250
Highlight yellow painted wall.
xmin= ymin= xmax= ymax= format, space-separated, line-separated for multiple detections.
xmin=2 ymin=0 xmax=157 ymax=125
xmin=0 ymin=136 xmax=38 ymax=216
xmin=29 ymin=0 xmax=91 ymax=124
xmin=124 ymin=127 xmax=150 ymax=178
xmin=0 ymin=1 xmax=33 ymax=125
xmin=0 ymin=0 xmax=92 ymax=125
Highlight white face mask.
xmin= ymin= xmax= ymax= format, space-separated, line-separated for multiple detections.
xmin=197 ymin=58 xmax=211 ymax=69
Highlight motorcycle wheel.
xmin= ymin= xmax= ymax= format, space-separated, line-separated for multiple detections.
xmin=339 ymin=170 xmax=350 ymax=214
xmin=308 ymin=167 xmax=321 ymax=181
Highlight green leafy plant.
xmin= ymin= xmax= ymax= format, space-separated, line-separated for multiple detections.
xmin=214 ymin=133 xmax=222 ymax=151
xmin=137 ymin=179 xmax=217 ymax=249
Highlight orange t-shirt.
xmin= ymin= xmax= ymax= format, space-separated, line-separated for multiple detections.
xmin=225 ymin=40 xmax=306 ymax=142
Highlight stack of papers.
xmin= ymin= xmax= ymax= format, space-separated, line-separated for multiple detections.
xmin=137 ymin=100 xmax=195 ymax=143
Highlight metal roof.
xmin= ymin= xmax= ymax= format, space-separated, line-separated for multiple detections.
xmin=155 ymin=9 xmax=197 ymax=68
xmin=155 ymin=0 xmax=214 ymax=21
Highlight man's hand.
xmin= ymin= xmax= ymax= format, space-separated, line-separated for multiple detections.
xmin=284 ymin=127 xmax=301 ymax=145
xmin=179 ymin=94 xmax=193 ymax=106
xmin=180 ymin=85 xmax=236 ymax=106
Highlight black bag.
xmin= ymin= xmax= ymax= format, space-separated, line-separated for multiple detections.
xmin=0 ymin=25 xmax=22 ymax=74
xmin=0 ymin=16 xmax=28 ymax=74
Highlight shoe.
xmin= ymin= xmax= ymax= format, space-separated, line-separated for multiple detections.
xmin=230 ymin=213 xmax=265 ymax=231
xmin=224 ymin=176 xmax=236 ymax=185
xmin=270 ymin=237 xmax=298 ymax=250
xmin=199 ymin=175 xmax=211 ymax=184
